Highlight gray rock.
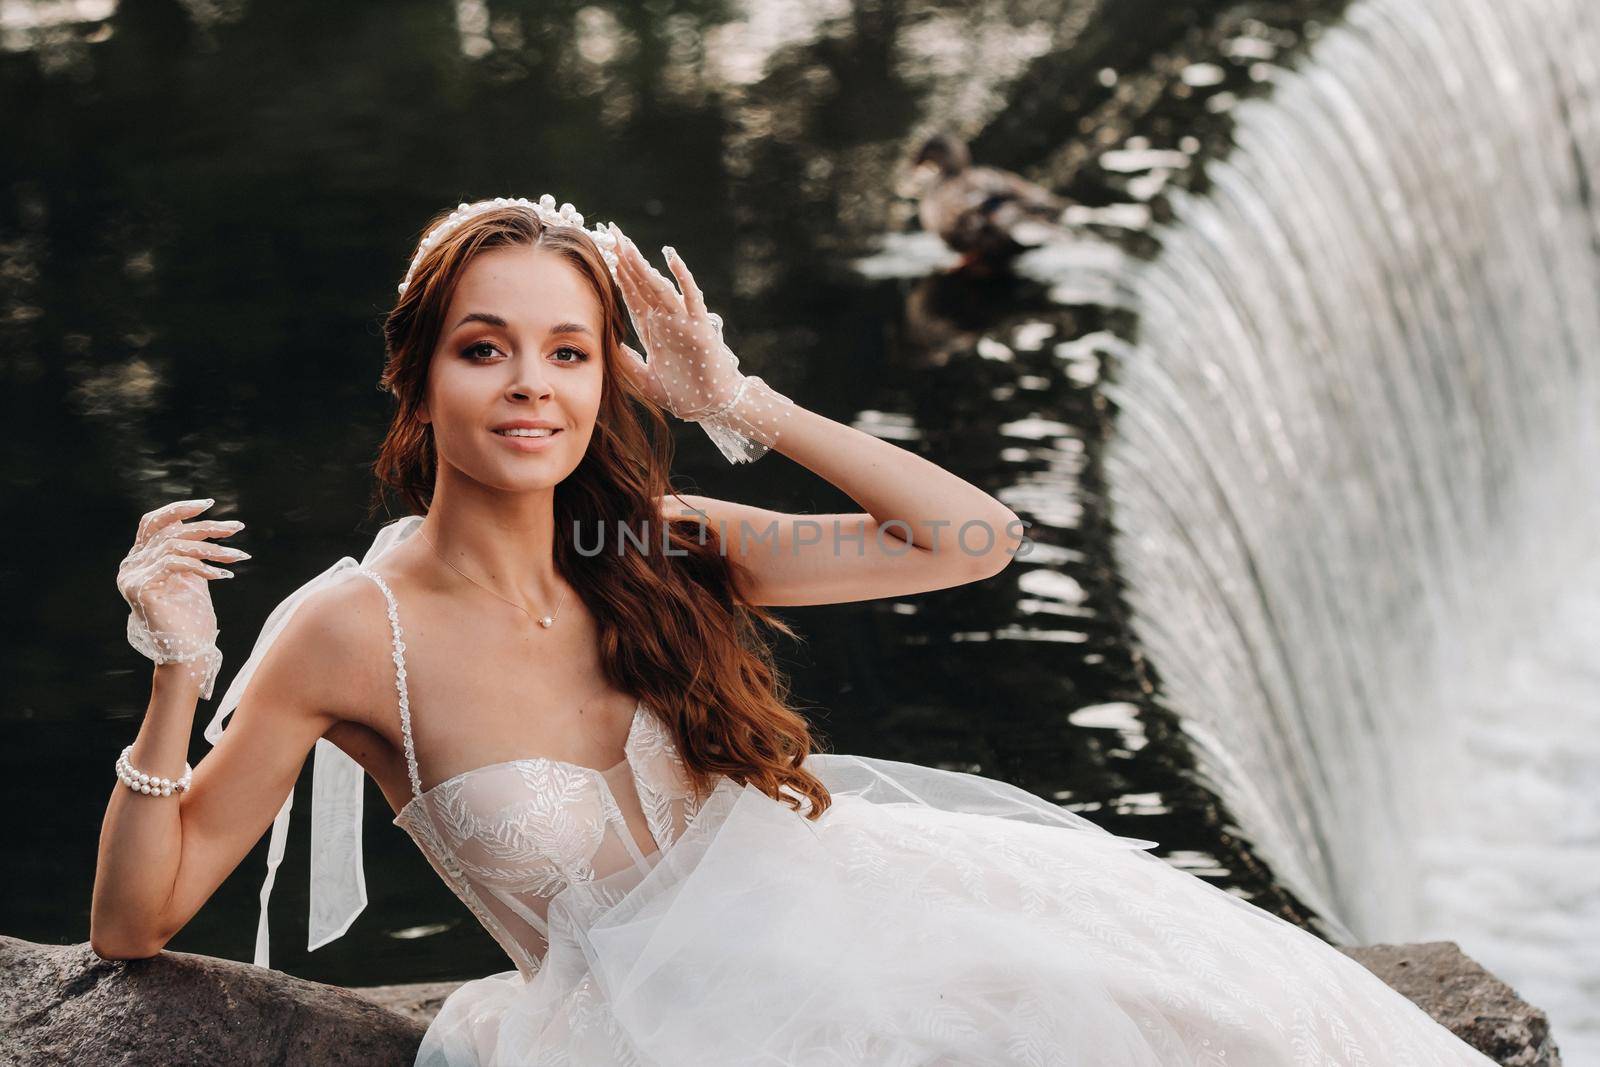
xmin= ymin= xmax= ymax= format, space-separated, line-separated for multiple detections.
xmin=0 ymin=934 xmax=424 ymax=1066
xmin=1340 ymin=942 xmax=1563 ymax=1067
xmin=343 ymin=980 xmax=465 ymax=1028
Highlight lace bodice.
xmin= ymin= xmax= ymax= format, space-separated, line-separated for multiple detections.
xmin=355 ymin=567 xmax=709 ymax=979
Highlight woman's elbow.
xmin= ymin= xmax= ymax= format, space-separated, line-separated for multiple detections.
xmin=89 ymin=934 xmax=164 ymax=961
xmin=962 ymin=510 xmax=1027 ymax=577
xmin=89 ymin=916 xmax=169 ymax=961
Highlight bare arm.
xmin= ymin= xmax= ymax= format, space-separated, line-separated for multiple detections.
xmin=661 ymin=406 xmax=1029 ymax=608
xmin=606 ymin=222 xmax=1025 ymax=604
xmin=89 ymin=590 xmax=349 ymax=959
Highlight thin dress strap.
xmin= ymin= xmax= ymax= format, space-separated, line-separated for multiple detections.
xmin=355 ymin=567 xmax=423 ymax=803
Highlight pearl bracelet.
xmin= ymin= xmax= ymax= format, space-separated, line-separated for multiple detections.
xmin=116 ymin=745 xmax=193 ymax=797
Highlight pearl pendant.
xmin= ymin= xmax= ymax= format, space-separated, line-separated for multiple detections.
xmin=538 ymin=616 xmax=554 ymax=628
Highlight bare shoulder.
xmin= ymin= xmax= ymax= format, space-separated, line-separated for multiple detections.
xmin=248 ymin=572 xmax=396 ymax=742
xmin=243 ymin=571 xmax=410 ymax=802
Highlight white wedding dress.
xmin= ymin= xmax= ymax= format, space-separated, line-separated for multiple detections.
xmin=207 ymin=516 xmax=1498 ymax=1066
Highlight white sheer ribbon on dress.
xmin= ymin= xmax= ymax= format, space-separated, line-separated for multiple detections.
xmin=202 ymin=513 xmax=426 ymax=968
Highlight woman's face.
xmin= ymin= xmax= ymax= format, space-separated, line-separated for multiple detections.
xmin=420 ymin=244 xmax=606 ymax=492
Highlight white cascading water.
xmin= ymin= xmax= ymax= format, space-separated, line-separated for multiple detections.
xmin=1101 ymin=0 xmax=1600 ymax=1059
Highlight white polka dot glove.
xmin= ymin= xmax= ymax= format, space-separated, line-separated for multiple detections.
xmin=117 ymin=498 xmax=249 ymax=700
xmin=605 ymin=222 xmax=797 ymax=464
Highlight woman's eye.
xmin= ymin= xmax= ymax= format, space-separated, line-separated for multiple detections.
xmin=460 ymin=343 xmax=585 ymax=364
xmin=462 ymin=342 xmax=588 ymax=363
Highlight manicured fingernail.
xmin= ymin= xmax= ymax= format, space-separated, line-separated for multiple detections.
xmin=663 ymin=246 xmax=676 ymax=260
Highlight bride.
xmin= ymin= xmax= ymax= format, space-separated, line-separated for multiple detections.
xmin=91 ymin=195 xmax=1498 ymax=1065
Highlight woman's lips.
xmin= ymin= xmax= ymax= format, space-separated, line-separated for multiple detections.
xmin=491 ymin=428 xmax=563 ymax=452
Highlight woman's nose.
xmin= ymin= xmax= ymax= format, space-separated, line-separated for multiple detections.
xmin=506 ymin=355 xmax=553 ymax=399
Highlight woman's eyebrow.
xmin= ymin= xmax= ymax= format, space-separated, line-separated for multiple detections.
xmin=452 ymin=312 xmax=506 ymax=331
xmin=452 ymin=312 xmax=594 ymax=337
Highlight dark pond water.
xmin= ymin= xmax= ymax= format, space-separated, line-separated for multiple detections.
xmin=3 ymin=0 xmax=1325 ymax=985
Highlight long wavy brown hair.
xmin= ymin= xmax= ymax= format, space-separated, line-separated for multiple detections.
xmin=364 ymin=200 xmax=833 ymax=820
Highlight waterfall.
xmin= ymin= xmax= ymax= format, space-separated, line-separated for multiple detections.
xmin=1102 ymin=0 xmax=1600 ymax=1057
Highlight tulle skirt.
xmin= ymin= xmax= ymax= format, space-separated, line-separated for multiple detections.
xmin=415 ymin=754 xmax=1496 ymax=1066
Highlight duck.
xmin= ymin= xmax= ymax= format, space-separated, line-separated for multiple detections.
xmin=899 ymin=133 xmax=1071 ymax=270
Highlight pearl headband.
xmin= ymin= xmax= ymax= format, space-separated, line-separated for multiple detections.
xmin=396 ymin=193 xmax=620 ymax=297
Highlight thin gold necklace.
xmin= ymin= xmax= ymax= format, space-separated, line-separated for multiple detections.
xmin=416 ymin=528 xmax=569 ymax=629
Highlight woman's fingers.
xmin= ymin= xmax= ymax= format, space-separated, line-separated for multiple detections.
xmin=174 ymin=517 xmax=247 ymax=543
xmin=621 ymin=231 xmax=673 ymax=305
xmin=662 ymin=247 xmax=707 ymax=317
xmin=611 ymin=243 xmax=651 ymax=313
xmin=618 ymin=341 xmax=648 ymax=372
xmin=616 ymin=342 xmax=670 ymax=405
xmin=613 ymin=341 xmax=648 ymax=385
xmin=607 ymin=223 xmax=646 ymax=293
xmin=138 ymin=498 xmax=214 ymax=546
xmin=615 ymin=229 xmax=712 ymax=329
xmin=609 ymin=224 xmax=681 ymax=310
xmin=168 ymin=538 xmax=251 ymax=564
xmin=607 ymin=224 xmax=653 ymax=309
xmin=165 ymin=554 xmax=234 ymax=580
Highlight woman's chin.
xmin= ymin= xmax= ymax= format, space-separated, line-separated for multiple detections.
xmin=482 ymin=451 xmax=578 ymax=490
xmin=440 ymin=437 xmax=584 ymax=491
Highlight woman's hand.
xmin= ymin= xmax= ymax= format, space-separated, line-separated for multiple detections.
xmin=605 ymin=222 xmax=747 ymax=418
xmin=117 ymin=498 xmax=248 ymax=699
xmin=605 ymin=223 xmax=797 ymax=463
